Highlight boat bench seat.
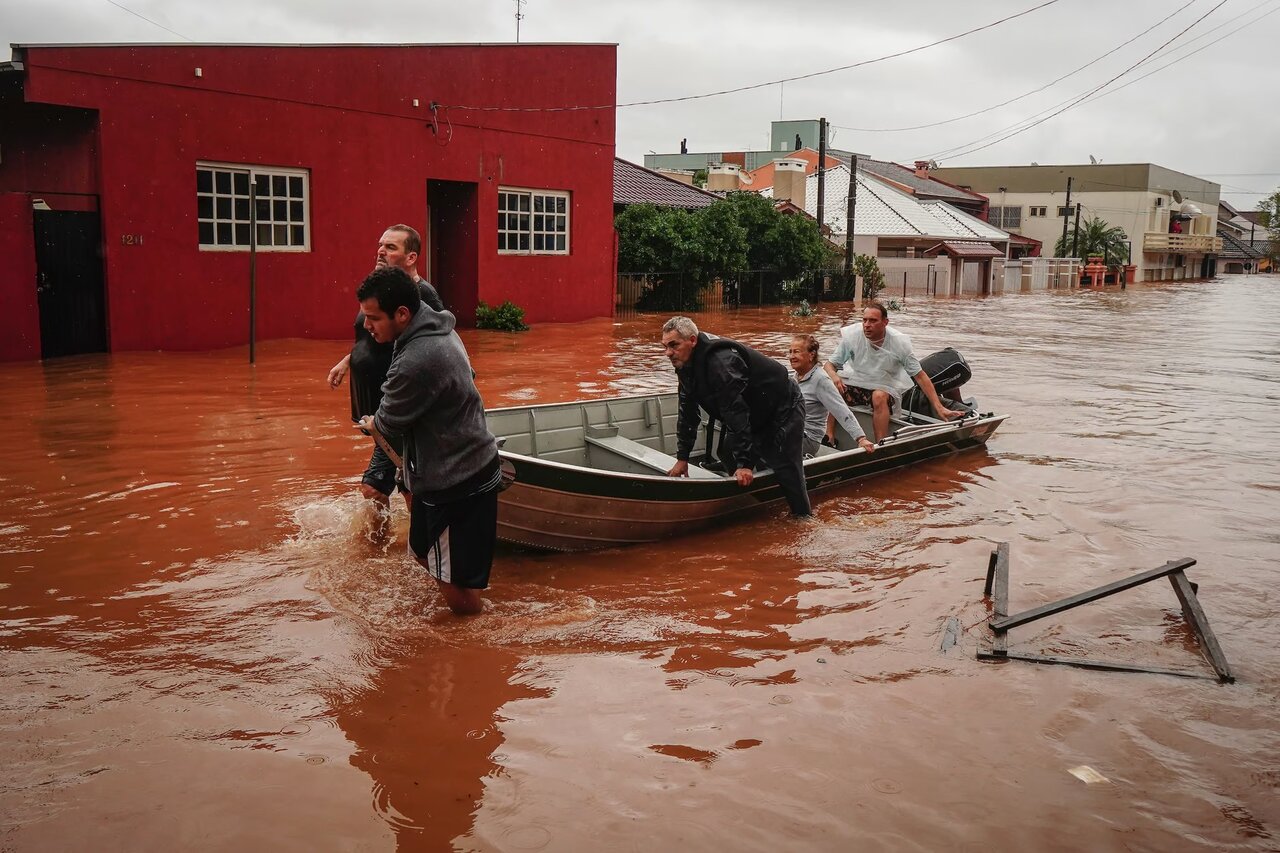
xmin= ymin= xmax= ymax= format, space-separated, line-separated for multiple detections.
xmin=585 ymin=433 xmax=720 ymax=479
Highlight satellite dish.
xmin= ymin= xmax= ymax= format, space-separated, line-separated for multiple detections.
xmin=1171 ymin=189 xmax=1184 ymax=204
xmin=1088 ymin=155 xmax=1098 ymax=165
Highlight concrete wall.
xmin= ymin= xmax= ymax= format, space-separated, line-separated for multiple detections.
xmin=932 ymin=163 xmax=1222 ymax=282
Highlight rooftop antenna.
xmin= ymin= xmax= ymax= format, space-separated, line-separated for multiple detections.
xmin=515 ymin=0 xmax=526 ymax=42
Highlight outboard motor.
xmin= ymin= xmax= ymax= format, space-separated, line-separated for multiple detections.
xmin=901 ymin=347 xmax=974 ymax=417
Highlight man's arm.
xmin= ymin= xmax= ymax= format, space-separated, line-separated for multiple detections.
xmin=372 ymin=357 xmax=438 ymax=438
xmin=328 ymin=353 xmax=351 ymax=389
xmin=823 ymin=335 xmax=853 ymax=393
xmin=669 ymin=378 xmax=701 ymax=476
xmin=912 ymin=370 xmax=962 ymax=421
xmin=822 ymin=361 xmax=846 ymax=394
xmin=706 ymin=350 xmax=757 ymax=473
xmin=815 ymin=373 xmax=874 ymax=451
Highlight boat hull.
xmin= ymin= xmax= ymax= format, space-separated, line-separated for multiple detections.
xmin=487 ymin=393 xmax=1004 ymax=552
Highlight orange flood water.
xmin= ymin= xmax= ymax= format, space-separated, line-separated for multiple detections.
xmin=2 ymin=277 xmax=1279 ymax=851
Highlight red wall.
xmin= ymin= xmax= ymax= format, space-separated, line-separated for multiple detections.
xmin=2 ymin=44 xmax=616 ymax=354
xmin=0 ymin=193 xmax=40 ymax=360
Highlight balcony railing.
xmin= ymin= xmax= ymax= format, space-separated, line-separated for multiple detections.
xmin=1143 ymin=232 xmax=1223 ymax=254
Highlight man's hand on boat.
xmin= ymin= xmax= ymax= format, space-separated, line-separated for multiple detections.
xmin=666 ymin=459 xmax=754 ymax=487
xmin=935 ymin=406 xmax=965 ymax=422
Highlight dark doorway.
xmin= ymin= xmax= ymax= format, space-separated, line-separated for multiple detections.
xmin=34 ymin=208 xmax=107 ymax=358
xmin=427 ymin=180 xmax=479 ymax=326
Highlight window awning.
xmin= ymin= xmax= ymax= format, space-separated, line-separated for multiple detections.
xmin=923 ymin=241 xmax=1004 ymax=259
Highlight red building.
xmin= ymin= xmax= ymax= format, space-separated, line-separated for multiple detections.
xmin=0 ymin=43 xmax=617 ymax=360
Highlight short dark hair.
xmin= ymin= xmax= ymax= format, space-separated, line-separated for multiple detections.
xmin=357 ymin=266 xmax=420 ymax=316
xmin=864 ymin=300 xmax=889 ymax=321
xmin=386 ymin=224 xmax=421 ymax=255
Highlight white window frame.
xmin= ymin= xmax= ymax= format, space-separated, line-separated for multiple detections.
xmin=1028 ymin=206 xmax=1047 ymax=218
xmin=497 ymin=187 xmax=570 ymax=255
xmin=197 ymin=161 xmax=310 ymax=252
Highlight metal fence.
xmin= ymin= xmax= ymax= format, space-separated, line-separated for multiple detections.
xmin=616 ymin=268 xmax=869 ymax=319
xmin=615 ymin=259 xmax=1080 ymax=318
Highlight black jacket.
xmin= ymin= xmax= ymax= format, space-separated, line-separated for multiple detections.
xmin=675 ymin=333 xmax=796 ymax=470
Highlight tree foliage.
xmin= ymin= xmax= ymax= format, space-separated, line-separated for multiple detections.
xmin=615 ymin=192 xmax=836 ymax=281
xmin=1053 ymin=216 xmax=1131 ymax=262
xmin=1258 ymin=189 xmax=1280 ymax=260
xmin=852 ymin=254 xmax=886 ymax=299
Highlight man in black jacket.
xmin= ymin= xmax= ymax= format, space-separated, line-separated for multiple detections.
xmin=661 ymin=316 xmax=811 ymax=517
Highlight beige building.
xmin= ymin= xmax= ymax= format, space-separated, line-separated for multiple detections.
xmin=930 ymin=163 xmax=1222 ymax=282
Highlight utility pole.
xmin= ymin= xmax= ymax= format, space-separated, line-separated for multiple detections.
xmin=1070 ymin=203 xmax=1082 ymax=258
xmin=816 ymin=117 xmax=827 ymax=242
xmin=844 ymin=153 xmax=859 ymax=278
xmin=1060 ymin=176 xmax=1073 ymax=253
xmin=515 ymin=0 xmax=525 ymax=42
xmin=248 ymin=179 xmax=257 ymax=364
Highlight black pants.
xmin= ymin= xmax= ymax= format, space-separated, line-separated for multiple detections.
xmin=722 ymin=388 xmax=811 ymax=517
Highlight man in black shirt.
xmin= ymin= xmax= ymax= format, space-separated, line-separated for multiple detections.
xmin=661 ymin=316 xmax=811 ymax=517
xmin=327 ymin=225 xmax=444 ymax=506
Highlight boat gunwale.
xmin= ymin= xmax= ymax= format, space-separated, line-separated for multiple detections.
xmin=492 ymin=398 xmax=1007 ymax=488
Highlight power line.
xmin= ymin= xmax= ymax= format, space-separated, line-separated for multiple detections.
xmin=917 ymin=0 xmax=1275 ymax=162
xmin=101 ymin=0 xmax=192 ymax=42
xmin=1068 ymin=2 xmax=1280 ymax=109
xmin=830 ymin=0 xmax=1199 ymax=134
xmin=442 ymin=0 xmax=1065 ymax=112
xmin=919 ymin=0 xmax=1229 ymax=163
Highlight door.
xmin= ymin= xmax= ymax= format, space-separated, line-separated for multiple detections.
xmin=34 ymin=209 xmax=107 ymax=358
xmin=427 ymin=180 xmax=479 ymax=324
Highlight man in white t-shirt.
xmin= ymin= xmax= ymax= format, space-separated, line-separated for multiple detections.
xmin=823 ymin=301 xmax=962 ymax=440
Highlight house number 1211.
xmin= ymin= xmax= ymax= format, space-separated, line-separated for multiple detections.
xmin=121 ymin=234 xmax=143 ymax=245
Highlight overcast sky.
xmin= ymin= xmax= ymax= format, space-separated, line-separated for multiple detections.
xmin=2 ymin=0 xmax=1276 ymax=210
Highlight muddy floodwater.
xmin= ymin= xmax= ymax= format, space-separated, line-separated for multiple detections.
xmin=3 ymin=276 xmax=1279 ymax=851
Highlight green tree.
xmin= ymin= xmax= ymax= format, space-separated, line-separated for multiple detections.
xmin=1258 ymin=189 xmax=1280 ymax=262
xmin=615 ymin=203 xmax=688 ymax=273
xmin=852 ymin=254 xmax=885 ymax=299
xmin=1054 ymin=216 xmax=1131 ymax=262
xmin=763 ymin=210 xmax=840 ymax=277
xmin=615 ymin=193 xmax=832 ymax=278
xmin=685 ymin=199 xmax=750 ymax=282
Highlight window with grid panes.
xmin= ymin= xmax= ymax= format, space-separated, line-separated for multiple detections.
xmin=197 ymin=162 xmax=309 ymax=251
xmin=988 ymin=205 xmax=1021 ymax=228
xmin=497 ymin=188 xmax=569 ymax=254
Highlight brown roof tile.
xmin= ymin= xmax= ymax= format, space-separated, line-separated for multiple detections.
xmin=613 ymin=158 xmax=718 ymax=209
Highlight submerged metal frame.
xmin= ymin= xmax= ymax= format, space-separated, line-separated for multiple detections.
xmin=977 ymin=543 xmax=1234 ymax=683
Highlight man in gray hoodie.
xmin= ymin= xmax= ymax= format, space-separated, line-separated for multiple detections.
xmin=355 ymin=266 xmax=501 ymax=616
